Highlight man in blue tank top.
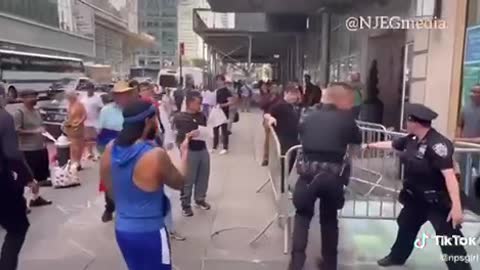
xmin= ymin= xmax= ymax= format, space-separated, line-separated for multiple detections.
xmin=100 ymin=100 xmax=190 ymax=270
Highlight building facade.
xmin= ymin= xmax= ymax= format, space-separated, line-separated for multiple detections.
xmin=0 ymin=0 xmax=95 ymax=58
xmin=83 ymin=0 xmax=148 ymax=77
xmin=137 ymin=0 xmax=178 ymax=68
xmin=302 ymin=0 xmax=468 ymax=137
xmin=178 ymin=0 xmax=208 ymax=60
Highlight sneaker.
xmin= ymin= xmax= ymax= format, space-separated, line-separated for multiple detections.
xmin=195 ymin=201 xmax=211 ymax=210
xmin=101 ymin=211 xmax=114 ymax=223
xmin=261 ymin=160 xmax=268 ymax=167
xmin=209 ymin=149 xmax=215 ymax=154
xmin=38 ymin=180 xmax=53 ymax=187
xmin=29 ymin=196 xmax=52 ymax=207
xmin=182 ymin=206 xmax=194 ymax=217
xmin=170 ymin=231 xmax=186 ymax=241
xmin=219 ymin=149 xmax=228 ymax=155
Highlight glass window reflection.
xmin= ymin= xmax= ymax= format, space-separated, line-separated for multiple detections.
xmin=0 ymin=0 xmax=60 ymax=28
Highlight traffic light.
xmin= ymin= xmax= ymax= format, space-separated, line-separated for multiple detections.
xmin=179 ymin=42 xmax=185 ymax=56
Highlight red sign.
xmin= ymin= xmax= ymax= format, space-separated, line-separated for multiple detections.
xmin=179 ymin=42 xmax=185 ymax=56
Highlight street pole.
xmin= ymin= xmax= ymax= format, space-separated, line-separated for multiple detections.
xmin=179 ymin=54 xmax=183 ymax=88
xmin=179 ymin=42 xmax=184 ymax=88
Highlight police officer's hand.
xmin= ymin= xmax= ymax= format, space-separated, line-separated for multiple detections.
xmin=268 ymin=117 xmax=277 ymax=126
xmin=447 ymin=206 xmax=464 ymax=228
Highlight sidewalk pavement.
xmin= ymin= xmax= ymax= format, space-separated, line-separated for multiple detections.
xmin=5 ymin=111 xmax=480 ymax=270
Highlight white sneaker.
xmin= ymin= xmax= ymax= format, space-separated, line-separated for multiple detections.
xmin=209 ymin=149 xmax=215 ymax=154
xmin=219 ymin=149 xmax=228 ymax=155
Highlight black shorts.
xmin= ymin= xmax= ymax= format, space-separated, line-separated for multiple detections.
xmin=22 ymin=148 xmax=50 ymax=182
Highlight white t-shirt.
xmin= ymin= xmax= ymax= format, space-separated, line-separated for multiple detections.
xmin=202 ymin=90 xmax=217 ymax=106
xmin=81 ymin=95 xmax=104 ymax=128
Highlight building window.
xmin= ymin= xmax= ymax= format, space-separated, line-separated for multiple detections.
xmin=162 ymin=21 xmax=176 ymax=28
xmin=0 ymin=0 xmax=60 ymax=28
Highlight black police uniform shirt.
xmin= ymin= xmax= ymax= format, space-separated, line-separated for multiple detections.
xmin=173 ymin=112 xmax=207 ymax=151
xmin=216 ymin=87 xmax=233 ymax=118
xmin=392 ymin=128 xmax=454 ymax=193
xmin=269 ymin=99 xmax=301 ymax=154
xmin=299 ymin=104 xmax=362 ymax=162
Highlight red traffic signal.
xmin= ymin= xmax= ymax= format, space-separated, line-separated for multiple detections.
xmin=179 ymin=42 xmax=185 ymax=56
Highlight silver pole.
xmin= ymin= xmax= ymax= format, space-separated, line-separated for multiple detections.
xmin=248 ymin=35 xmax=253 ymax=66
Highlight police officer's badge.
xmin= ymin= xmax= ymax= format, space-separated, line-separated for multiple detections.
xmin=432 ymin=143 xmax=448 ymax=157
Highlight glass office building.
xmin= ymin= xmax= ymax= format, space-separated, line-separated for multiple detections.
xmin=0 ymin=0 xmax=60 ymax=28
xmin=0 ymin=0 xmax=95 ymax=58
xmin=137 ymin=0 xmax=178 ymax=68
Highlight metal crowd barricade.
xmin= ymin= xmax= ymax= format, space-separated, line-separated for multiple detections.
xmin=250 ymin=124 xmax=291 ymax=253
xmin=343 ymin=127 xmax=405 ymax=220
xmin=280 ymin=121 xmax=480 ymax=253
xmin=453 ymin=142 xmax=480 ymax=226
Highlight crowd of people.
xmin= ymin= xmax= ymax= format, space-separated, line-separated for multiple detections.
xmin=0 ymin=70 xmax=478 ymax=270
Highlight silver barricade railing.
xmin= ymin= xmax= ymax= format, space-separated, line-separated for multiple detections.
xmin=283 ymin=145 xmax=302 ymax=254
xmin=452 ymin=143 xmax=480 ymax=225
xmin=355 ymin=120 xmax=388 ymax=131
xmin=281 ymin=125 xmax=480 ymax=253
xmin=255 ymin=124 xmax=283 ymax=200
xmin=355 ymin=127 xmax=406 ymax=197
xmin=250 ymin=124 xmax=291 ymax=254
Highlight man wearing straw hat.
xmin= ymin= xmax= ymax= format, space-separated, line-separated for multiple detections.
xmin=98 ymin=80 xmax=136 ymax=223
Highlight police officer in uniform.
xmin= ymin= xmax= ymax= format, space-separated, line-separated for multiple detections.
xmin=365 ymin=103 xmax=471 ymax=270
xmin=289 ymin=82 xmax=362 ymax=270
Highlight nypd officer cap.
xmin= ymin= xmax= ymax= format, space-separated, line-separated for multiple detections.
xmin=406 ymin=103 xmax=438 ymax=122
